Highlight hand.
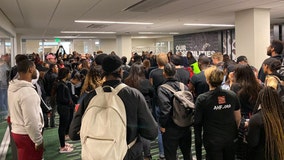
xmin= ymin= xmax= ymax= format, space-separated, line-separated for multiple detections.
xmin=35 ymin=142 xmax=44 ymax=151
xmin=244 ymin=121 xmax=249 ymax=128
xmin=160 ymin=127 xmax=165 ymax=133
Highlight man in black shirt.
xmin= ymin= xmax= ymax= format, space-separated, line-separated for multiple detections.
xmin=189 ymin=56 xmax=210 ymax=99
xmin=157 ymin=63 xmax=192 ymax=160
xmin=149 ymin=53 xmax=168 ymax=159
xmin=258 ymin=40 xmax=284 ymax=82
xmin=195 ymin=66 xmax=241 ymax=160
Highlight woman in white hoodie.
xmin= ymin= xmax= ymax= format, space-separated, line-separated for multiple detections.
xmin=8 ymin=59 xmax=44 ymax=160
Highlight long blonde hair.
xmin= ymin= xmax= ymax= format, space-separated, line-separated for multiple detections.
xmin=80 ymin=65 xmax=104 ymax=95
xmin=255 ymin=86 xmax=284 ymax=160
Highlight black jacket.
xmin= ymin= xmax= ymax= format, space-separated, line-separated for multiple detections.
xmin=157 ymin=78 xmax=188 ymax=128
xmin=44 ymin=71 xmax=57 ymax=96
xmin=247 ymin=110 xmax=265 ymax=160
xmin=56 ymin=81 xmax=73 ymax=106
xmin=69 ymin=80 xmax=158 ymax=159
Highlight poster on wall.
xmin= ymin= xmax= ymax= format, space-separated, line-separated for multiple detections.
xmin=222 ymin=30 xmax=236 ymax=60
xmin=174 ymin=30 xmax=235 ymax=60
xmin=174 ymin=31 xmax=222 ymax=59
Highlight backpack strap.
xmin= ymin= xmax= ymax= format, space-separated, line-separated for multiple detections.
xmin=161 ymin=84 xmax=176 ymax=93
xmin=114 ymin=83 xmax=127 ymax=95
xmin=161 ymin=82 xmax=184 ymax=93
xmin=179 ymin=82 xmax=185 ymax=91
xmin=97 ymin=83 xmax=127 ymax=95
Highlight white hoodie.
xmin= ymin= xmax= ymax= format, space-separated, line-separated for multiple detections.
xmin=8 ymin=79 xmax=44 ymax=146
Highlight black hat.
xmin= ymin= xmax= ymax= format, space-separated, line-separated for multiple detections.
xmin=102 ymin=55 xmax=122 ymax=73
xmin=94 ymin=53 xmax=108 ymax=65
xmin=36 ymin=64 xmax=49 ymax=72
xmin=236 ymin=56 xmax=248 ymax=63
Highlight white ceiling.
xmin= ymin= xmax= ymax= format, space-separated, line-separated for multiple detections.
xmin=1 ymin=0 xmax=284 ymax=39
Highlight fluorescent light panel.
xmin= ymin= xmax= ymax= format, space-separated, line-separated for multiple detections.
xmin=61 ymin=31 xmax=116 ymax=34
xmin=139 ymin=32 xmax=179 ymax=35
xmin=54 ymin=36 xmax=97 ymax=39
xmin=184 ymin=23 xmax=235 ymax=27
xmin=75 ymin=20 xmax=153 ymax=25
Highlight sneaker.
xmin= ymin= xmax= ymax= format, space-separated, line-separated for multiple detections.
xmin=65 ymin=142 xmax=73 ymax=148
xmin=58 ymin=143 xmax=74 ymax=149
xmin=59 ymin=146 xmax=73 ymax=153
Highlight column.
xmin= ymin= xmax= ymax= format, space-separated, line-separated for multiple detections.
xmin=0 ymin=39 xmax=4 ymax=54
xmin=116 ymin=35 xmax=132 ymax=60
xmin=235 ymin=8 xmax=270 ymax=69
xmin=15 ymin=33 xmax=22 ymax=54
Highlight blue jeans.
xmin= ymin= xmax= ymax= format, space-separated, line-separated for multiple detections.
xmin=155 ymin=106 xmax=164 ymax=157
xmin=0 ymin=88 xmax=8 ymax=114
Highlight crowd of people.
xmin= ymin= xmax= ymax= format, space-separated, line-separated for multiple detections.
xmin=4 ymin=40 xmax=284 ymax=160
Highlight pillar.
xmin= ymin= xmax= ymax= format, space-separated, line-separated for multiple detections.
xmin=116 ymin=35 xmax=132 ymax=61
xmin=235 ymin=8 xmax=270 ymax=69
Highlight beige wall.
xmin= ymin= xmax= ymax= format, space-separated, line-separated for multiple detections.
xmin=73 ymin=40 xmax=84 ymax=54
xmin=100 ymin=39 xmax=116 ymax=54
xmin=25 ymin=40 xmax=40 ymax=54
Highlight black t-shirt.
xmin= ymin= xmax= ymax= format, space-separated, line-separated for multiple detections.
xmin=149 ymin=68 xmax=165 ymax=90
xmin=175 ymin=67 xmax=190 ymax=85
xmin=231 ymin=83 xmax=256 ymax=117
xmin=190 ymin=71 xmax=209 ymax=98
xmin=195 ymin=87 xmax=240 ymax=147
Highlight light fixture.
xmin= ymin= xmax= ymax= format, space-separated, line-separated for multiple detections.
xmin=61 ymin=31 xmax=116 ymax=34
xmin=184 ymin=23 xmax=235 ymax=27
xmin=75 ymin=20 xmax=153 ymax=25
xmin=54 ymin=36 xmax=97 ymax=39
xmin=139 ymin=32 xmax=179 ymax=35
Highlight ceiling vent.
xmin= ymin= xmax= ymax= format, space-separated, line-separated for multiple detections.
xmin=86 ymin=24 xmax=108 ymax=29
xmin=123 ymin=0 xmax=178 ymax=12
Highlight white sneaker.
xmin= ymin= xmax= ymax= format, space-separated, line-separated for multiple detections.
xmin=58 ymin=143 xmax=74 ymax=149
xmin=59 ymin=146 xmax=73 ymax=153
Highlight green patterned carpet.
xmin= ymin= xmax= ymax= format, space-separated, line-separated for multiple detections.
xmin=2 ymin=114 xmax=206 ymax=160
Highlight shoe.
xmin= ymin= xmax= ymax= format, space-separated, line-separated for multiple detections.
xmin=65 ymin=142 xmax=73 ymax=148
xmin=159 ymin=155 xmax=165 ymax=160
xmin=58 ymin=143 xmax=74 ymax=149
xmin=59 ymin=146 xmax=73 ymax=153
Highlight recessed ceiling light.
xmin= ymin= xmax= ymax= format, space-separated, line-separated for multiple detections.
xmin=75 ymin=20 xmax=153 ymax=25
xmin=61 ymin=31 xmax=116 ymax=34
xmin=184 ymin=23 xmax=235 ymax=27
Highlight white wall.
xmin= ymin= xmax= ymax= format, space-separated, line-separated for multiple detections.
xmin=0 ymin=11 xmax=16 ymax=65
xmin=0 ymin=12 xmax=16 ymax=37
xmin=235 ymin=8 xmax=270 ymax=69
xmin=100 ymin=39 xmax=116 ymax=54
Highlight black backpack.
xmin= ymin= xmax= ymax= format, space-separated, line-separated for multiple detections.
xmin=161 ymin=82 xmax=195 ymax=127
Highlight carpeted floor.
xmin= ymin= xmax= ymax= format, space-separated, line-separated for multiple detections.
xmin=2 ymin=115 xmax=206 ymax=160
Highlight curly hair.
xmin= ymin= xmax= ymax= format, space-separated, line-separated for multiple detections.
xmin=80 ymin=65 xmax=104 ymax=95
